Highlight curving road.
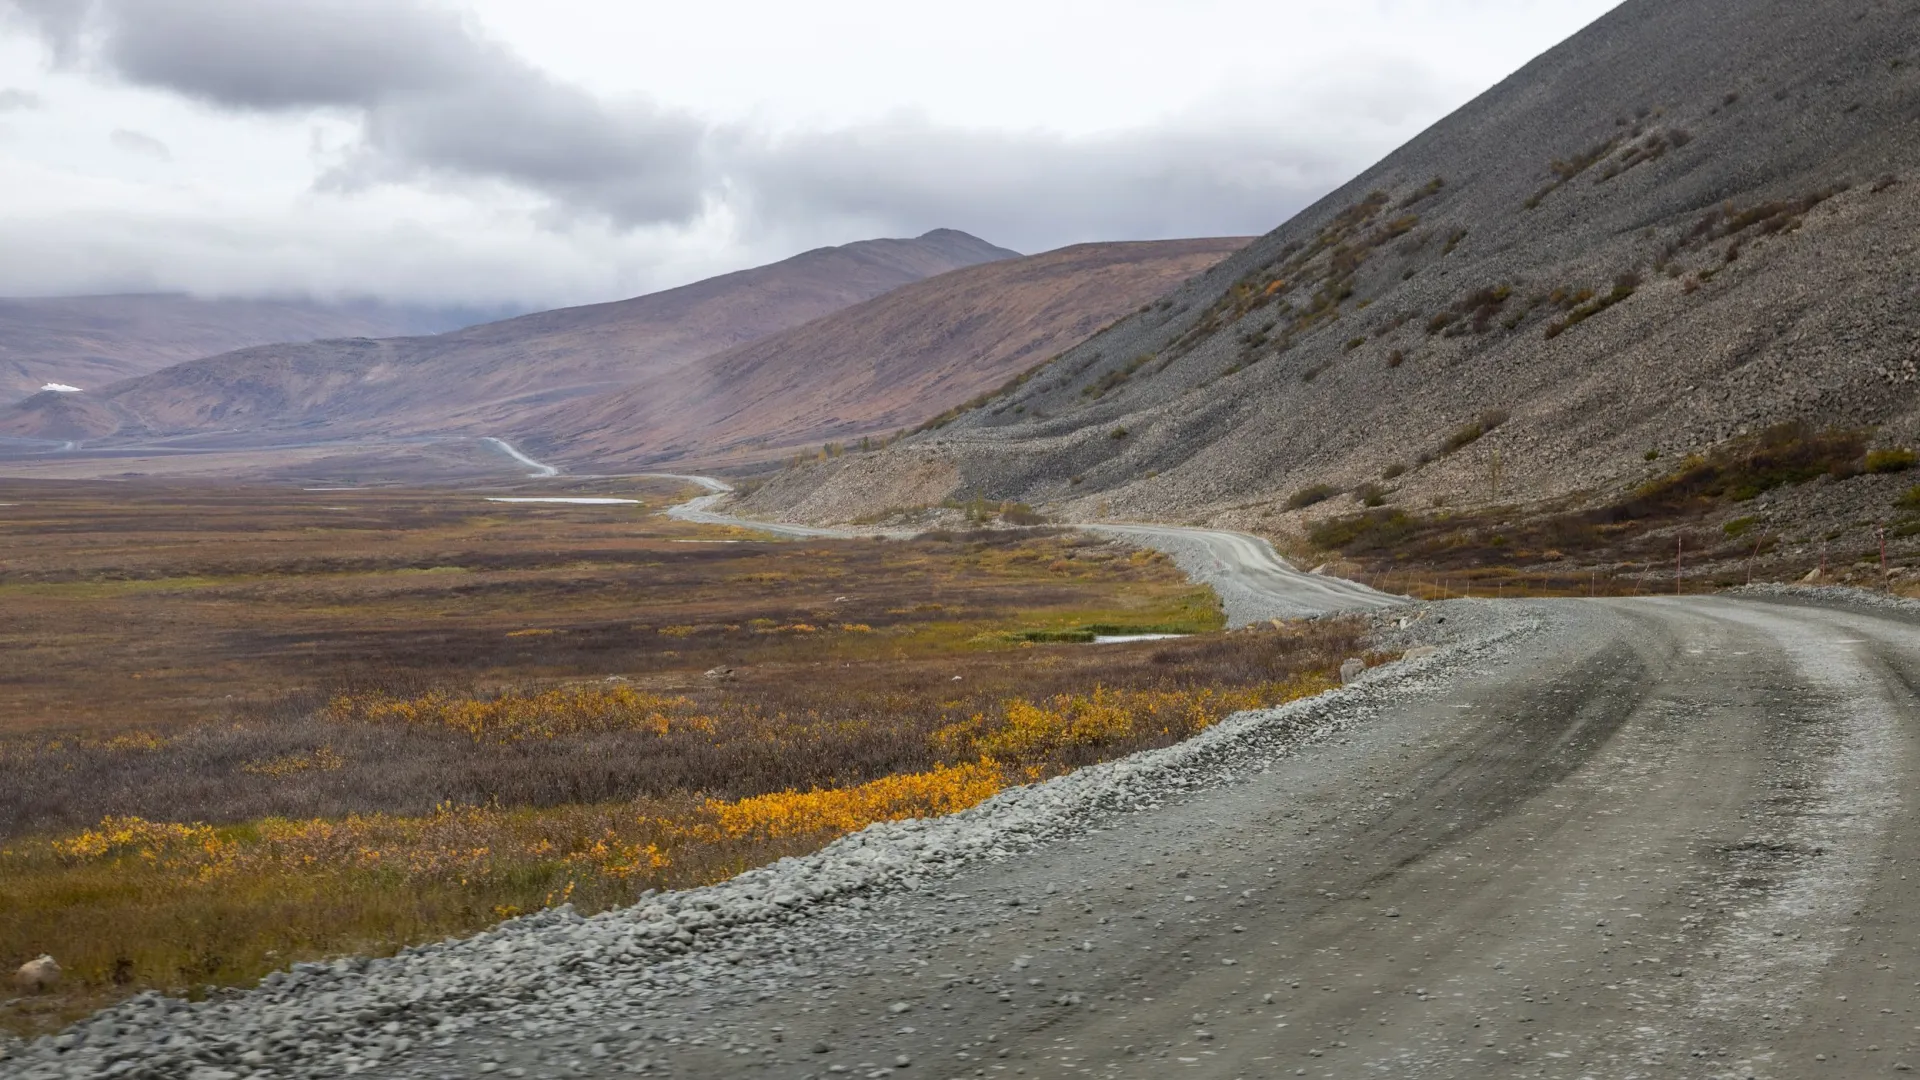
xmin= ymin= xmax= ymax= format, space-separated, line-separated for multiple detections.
xmin=1087 ymin=522 xmax=1405 ymax=623
xmin=484 ymin=442 xmax=1399 ymax=618
xmin=456 ymin=444 xmax=1920 ymax=1077
xmin=641 ymin=472 xmax=854 ymax=540
xmin=414 ymin=592 xmax=1920 ymax=1079
xmin=640 ymin=469 xmax=1400 ymax=618
xmin=481 ymin=437 xmax=561 ymax=478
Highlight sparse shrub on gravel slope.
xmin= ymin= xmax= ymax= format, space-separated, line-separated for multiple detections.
xmin=1304 ymin=423 xmax=1875 ymax=592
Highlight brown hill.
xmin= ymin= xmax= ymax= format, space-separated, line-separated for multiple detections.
xmin=2 ymin=230 xmax=1017 ymax=443
xmin=520 ymin=238 xmax=1249 ymax=468
xmin=0 ymin=294 xmax=483 ymax=404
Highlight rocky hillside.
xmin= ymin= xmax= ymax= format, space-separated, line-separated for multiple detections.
xmin=520 ymin=238 xmax=1248 ymax=469
xmin=0 ymin=230 xmax=1016 ymax=443
xmin=0 ymin=294 xmax=482 ymax=404
xmin=748 ymin=0 xmax=1920 ymax=539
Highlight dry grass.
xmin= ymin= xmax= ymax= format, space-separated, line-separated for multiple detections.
xmin=0 ymin=479 xmax=1208 ymax=735
xmin=0 ymin=478 xmax=1368 ymax=1034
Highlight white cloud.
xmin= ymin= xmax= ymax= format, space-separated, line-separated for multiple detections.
xmin=109 ymin=125 xmax=168 ymax=159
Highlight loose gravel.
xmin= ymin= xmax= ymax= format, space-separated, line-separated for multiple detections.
xmin=1729 ymin=581 xmax=1920 ymax=617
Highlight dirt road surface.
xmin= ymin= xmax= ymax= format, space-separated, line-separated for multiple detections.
xmin=646 ymin=479 xmax=1406 ymax=619
xmin=645 ymin=473 xmax=854 ymax=539
xmin=412 ymin=593 xmax=1920 ymax=1079
xmin=1086 ymin=523 xmax=1404 ymax=623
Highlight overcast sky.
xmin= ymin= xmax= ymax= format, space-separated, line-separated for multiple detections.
xmin=0 ymin=0 xmax=1623 ymax=310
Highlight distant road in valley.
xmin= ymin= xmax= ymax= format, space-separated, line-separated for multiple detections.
xmin=483 ymin=439 xmax=1403 ymax=617
xmin=481 ymin=437 xmax=561 ymax=478
xmin=1086 ymin=522 xmax=1404 ymax=624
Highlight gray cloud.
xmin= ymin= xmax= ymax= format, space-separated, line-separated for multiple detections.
xmin=100 ymin=0 xmax=485 ymax=109
xmin=109 ymin=126 xmax=169 ymax=159
xmin=0 ymin=87 xmax=43 ymax=110
xmin=1 ymin=0 xmax=85 ymax=60
xmin=0 ymin=0 xmax=1561 ymax=306
xmin=0 ymin=0 xmax=1409 ymax=247
xmin=13 ymin=0 xmax=712 ymax=226
xmin=733 ymin=120 xmax=1367 ymax=251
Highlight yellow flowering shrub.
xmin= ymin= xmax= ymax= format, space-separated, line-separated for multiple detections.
xmin=51 ymin=816 xmax=234 ymax=879
xmin=325 ymin=685 xmax=712 ymax=742
xmin=936 ymin=674 xmax=1336 ymax=764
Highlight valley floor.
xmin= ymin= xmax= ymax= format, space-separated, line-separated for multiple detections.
xmin=10 ymin=471 xmax=1920 ymax=1079
xmin=0 ymin=473 xmax=1343 ymax=1039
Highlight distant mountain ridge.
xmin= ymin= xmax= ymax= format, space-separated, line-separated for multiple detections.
xmin=0 ymin=230 xmax=1020 ymax=443
xmin=0 ymin=294 xmax=494 ymax=404
xmin=523 ymin=238 xmax=1251 ymax=468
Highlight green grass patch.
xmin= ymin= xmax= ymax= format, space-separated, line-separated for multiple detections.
xmin=1867 ymin=448 xmax=1916 ymax=474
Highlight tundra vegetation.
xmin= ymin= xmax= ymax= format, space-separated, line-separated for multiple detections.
xmin=0 ymin=478 xmax=1365 ymax=1033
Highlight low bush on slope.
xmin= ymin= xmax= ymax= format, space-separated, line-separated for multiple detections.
xmin=1306 ymin=423 xmax=1877 ymax=592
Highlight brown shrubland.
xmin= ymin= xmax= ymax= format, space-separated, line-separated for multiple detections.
xmin=0 ymin=478 xmax=1364 ymax=1033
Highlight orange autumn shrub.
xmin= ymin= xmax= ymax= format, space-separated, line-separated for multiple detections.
xmin=695 ymin=760 xmax=1006 ymax=842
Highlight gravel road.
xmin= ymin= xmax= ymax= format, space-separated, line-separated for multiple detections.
xmin=408 ymin=593 xmax=1916 ymax=1080
xmin=13 ymin=474 xmax=1920 ymax=1078
xmin=648 ymin=475 xmax=1403 ymax=622
xmin=645 ymin=474 xmax=854 ymax=540
xmin=1083 ymin=523 xmax=1403 ymax=624
xmin=482 ymin=438 xmax=561 ymax=479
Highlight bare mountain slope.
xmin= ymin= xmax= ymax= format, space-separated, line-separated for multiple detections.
xmin=522 ymin=238 xmax=1248 ymax=468
xmin=0 ymin=294 xmax=486 ymax=404
xmin=748 ymin=0 xmax=1920 ymax=533
xmin=0 ymin=230 xmax=1016 ymax=443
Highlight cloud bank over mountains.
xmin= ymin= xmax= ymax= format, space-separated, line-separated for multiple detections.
xmin=0 ymin=0 xmax=1621 ymax=308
